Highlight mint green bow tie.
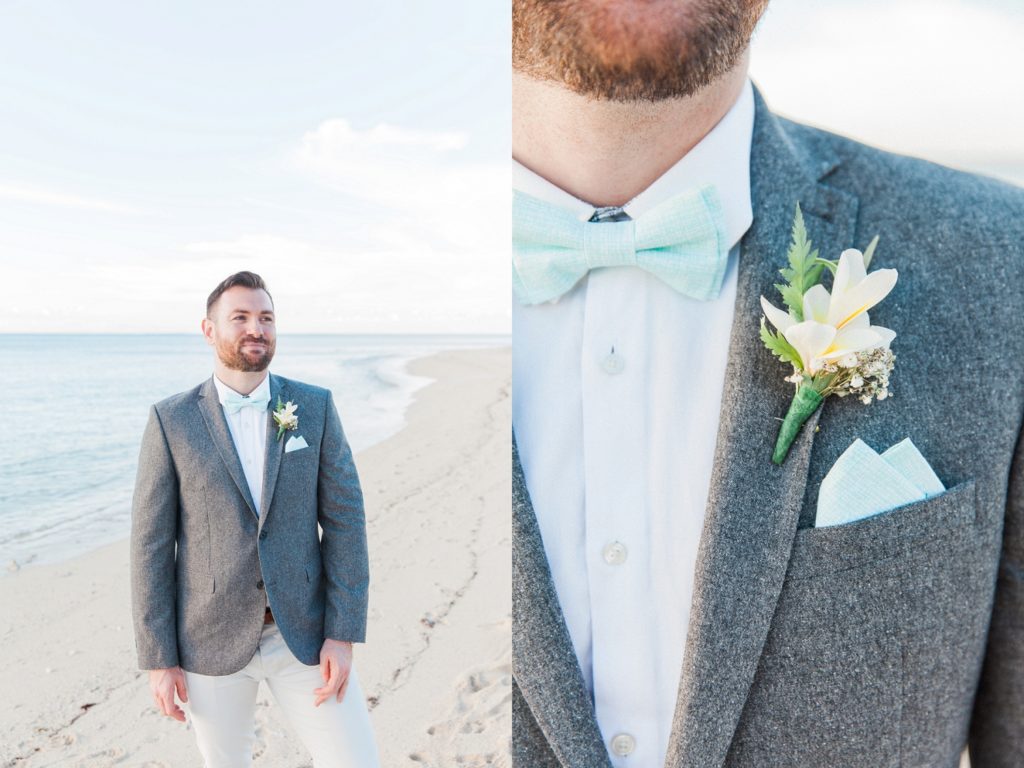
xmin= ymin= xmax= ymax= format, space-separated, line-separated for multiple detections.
xmin=222 ymin=390 xmax=271 ymax=415
xmin=512 ymin=186 xmax=729 ymax=305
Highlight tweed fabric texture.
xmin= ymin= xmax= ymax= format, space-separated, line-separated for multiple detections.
xmin=513 ymin=438 xmax=614 ymax=768
xmin=512 ymin=83 xmax=1024 ymax=767
xmin=512 ymin=185 xmax=728 ymax=304
xmin=131 ymin=373 xmax=369 ymax=676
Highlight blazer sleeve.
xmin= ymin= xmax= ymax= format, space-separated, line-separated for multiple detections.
xmin=130 ymin=405 xmax=181 ymax=669
xmin=969 ymin=422 xmax=1024 ymax=765
xmin=317 ymin=390 xmax=370 ymax=643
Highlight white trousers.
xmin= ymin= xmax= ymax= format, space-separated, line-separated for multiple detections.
xmin=183 ymin=622 xmax=380 ymax=768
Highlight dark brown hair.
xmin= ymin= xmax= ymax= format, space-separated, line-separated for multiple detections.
xmin=206 ymin=271 xmax=273 ymax=316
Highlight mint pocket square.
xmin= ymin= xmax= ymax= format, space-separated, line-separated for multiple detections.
xmin=285 ymin=434 xmax=309 ymax=453
xmin=815 ymin=438 xmax=945 ymax=528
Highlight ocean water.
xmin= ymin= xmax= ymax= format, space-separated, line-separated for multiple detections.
xmin=0 ymin=334 xmax=507 ymax=569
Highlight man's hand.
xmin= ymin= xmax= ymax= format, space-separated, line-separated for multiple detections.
xmin=314 ymin=638 xmax=353 ymax=706
xmin=148 ymin=666 xmax=188 ymax=722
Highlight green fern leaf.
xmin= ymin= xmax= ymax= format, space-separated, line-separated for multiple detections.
xmin=775 ymin=204 xmax=826 ymax=319
xmin=778 ymin=283 xmax=805 ymax=320
xmin=760 ymin=318 xmax=804 ymax=370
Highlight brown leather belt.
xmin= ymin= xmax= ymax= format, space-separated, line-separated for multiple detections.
xmin=264 ymin=606 xmax=274 ymax=624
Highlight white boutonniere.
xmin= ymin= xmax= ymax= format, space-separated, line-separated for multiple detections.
xmin=759 ymin=205 xmax=898 ymax=464
xmin=272 ymin=396 xmax=299 ymax=441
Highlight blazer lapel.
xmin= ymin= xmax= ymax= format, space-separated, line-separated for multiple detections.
xmin=512 ymin=435 xmax=614 ymax=768
xmin=259 ymin=373 xmax=287 ymax=531
xmin=197 ymin=376 xmax=258 ymax=519
xmin=664 ymin=87 xmax=860 ymax=768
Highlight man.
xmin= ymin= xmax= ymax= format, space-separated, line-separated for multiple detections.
xmin=511 ymin=2 xmax=1024 ymax=767
xmin=131 ymin=271 xmax=379 ymax=767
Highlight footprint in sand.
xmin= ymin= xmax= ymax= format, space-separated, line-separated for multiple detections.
xmin=454 ymin=753 xmax=499 ymax=766
xmin=415 ymin=661 xmax=512 ymax=766
xmin=85 ymin=746 xmax=128 ymax=765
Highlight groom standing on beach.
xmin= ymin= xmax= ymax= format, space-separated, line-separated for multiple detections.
xmin=512 ymin=1 xmax=1024 ymax=767
xmin=131 ymin=271 xmax=379 ymax=767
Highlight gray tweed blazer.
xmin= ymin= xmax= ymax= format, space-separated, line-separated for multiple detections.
xmin=131 ymin=373 xmax=369 ymax=676
xmin=512 ymin=86 xmax=1024 ymax=768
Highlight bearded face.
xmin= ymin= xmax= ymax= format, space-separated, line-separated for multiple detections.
xmin=512 ymin=0 xmax=768 ymax=101
xmin=214 ymin=331 xmax=275 ymax=372
xmin=204 ymin=286 xmax=277 ymax=373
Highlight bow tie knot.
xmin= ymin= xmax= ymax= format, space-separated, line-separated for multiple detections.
xmin=512 ymin=186 xmax=729 ymax=305
xmin=222 ymin=390 xmax=271 ymax=415
xmin=584 ymin=219 xmax=637 ymax=269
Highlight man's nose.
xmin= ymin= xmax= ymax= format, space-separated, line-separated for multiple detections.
xmin=248 ymin=321 xmax=264 ymax=337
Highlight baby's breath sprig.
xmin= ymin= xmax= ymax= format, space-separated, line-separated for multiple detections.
xmin=818 ymin=347 xmax=896 ymax=403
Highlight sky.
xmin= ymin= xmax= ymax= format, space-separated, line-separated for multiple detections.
xmin=750 ymin=0 xmax=1024 ymax=185
xmin=0 ymin=2 xmax=510 ymax=334
xmin=0 ymin=0 xmax=1020 ymax=333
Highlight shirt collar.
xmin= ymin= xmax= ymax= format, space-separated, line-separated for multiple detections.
xmin=512 ymin=78 xmax=754 ymax=251
xmin=213 ymin=372 xmax=271 ymax=407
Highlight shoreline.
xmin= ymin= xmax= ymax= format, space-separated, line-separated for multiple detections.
xmin=0 ymin=346 xmax=511 ymax=767
xmin=1 ymin=341 xmax=505 ymax=575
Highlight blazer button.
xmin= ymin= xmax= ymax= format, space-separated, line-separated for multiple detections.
xmin=259 ymin=530 xmax=268 ymax=540
xmin=256 ymin=580 xmax=264 ymax=590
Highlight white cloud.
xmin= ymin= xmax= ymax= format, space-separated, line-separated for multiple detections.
xmin=186 ymin=233 xmax=334 ymax=261
xmin=0 ymin=119 xmax=512 ymax=334
xmin=291 ymin=118 xmax=510 ymax=255
xmin=0 ymin=182 xmax=142 ymax=214
xmin=179 ymin=232 xmax=508 ymax=333
xmin=298 ymin=119 xmax=469 ymax=157
xmin=750 ymin=0 xmax=1024 ymax=172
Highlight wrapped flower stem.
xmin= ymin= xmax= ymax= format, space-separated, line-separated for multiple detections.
xmin=772 ymin=385 xmax=824 ymax=465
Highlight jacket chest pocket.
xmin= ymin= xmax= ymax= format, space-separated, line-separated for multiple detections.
xmin=734 ymin=479 xmax=989 ymax=766
xmin=786 ymin=479 xmax=977 ymax=579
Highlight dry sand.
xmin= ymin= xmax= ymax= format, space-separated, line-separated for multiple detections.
xmin=0 ymin=347 xmax=511 ymax=767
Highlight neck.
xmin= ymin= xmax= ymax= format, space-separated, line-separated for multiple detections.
xmin=512 ymin=54 xmax=749 ymax=207
xmin=214 ymin=365 xmax=268 ymax=395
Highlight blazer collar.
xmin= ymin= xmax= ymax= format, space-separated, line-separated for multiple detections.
xmin=513 ymin=436 xmax=614 ymax=768
xmin=512 ymin=84 xmax=860 ymax=768
xmin=259 ymin=373 xmax=288 ymax=530
xmin=667 ymin=83 xmax=859 ymax=768
xmin=196 ymin=372 xmax=290 ymax=526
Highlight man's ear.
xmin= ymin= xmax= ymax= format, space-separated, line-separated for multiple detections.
xmin=201 ymin=317 xmax=215 ymax=346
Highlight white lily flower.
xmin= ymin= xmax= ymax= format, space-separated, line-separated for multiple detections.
xmin=760 ymin=295 xmax=796 ymax=334
xmin=828 ymin=249 xmax=898 ymax=330
xmin=760 ymin=249 xmax=898 ymax=374
xmin=780 ymin=320 xmax=873 ymax=374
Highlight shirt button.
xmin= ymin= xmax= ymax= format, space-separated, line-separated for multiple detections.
xmin=259 ymin=530 xmax=268 ymax=541
xmin=602 ymin=541 xmax=628 ymax=565
xmin=256 ymin=580 xmax=264 ymax=590
xmin=610 ymin=733 xmax=636 ymax=756
xmin=601 ymin=352 xmax=625 ymax=375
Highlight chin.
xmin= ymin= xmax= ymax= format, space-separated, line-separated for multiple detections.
xmin=218 ymin=346 xmax=273 ymax=373
xmin=242 ymin=354 xmax=272 ymax=372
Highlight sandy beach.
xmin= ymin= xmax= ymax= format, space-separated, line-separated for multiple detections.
xmin=0 ymin=346 xmax=511 ymax=767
